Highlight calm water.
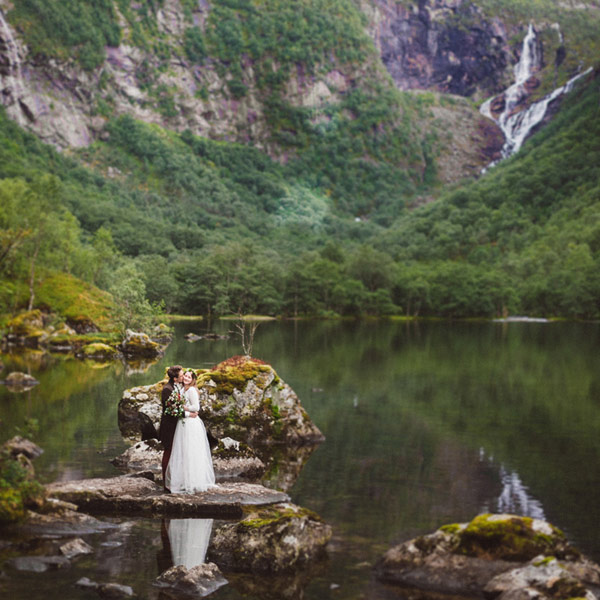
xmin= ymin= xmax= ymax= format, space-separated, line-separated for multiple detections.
xmin=1 ymin=320 xmax=600 ymax=599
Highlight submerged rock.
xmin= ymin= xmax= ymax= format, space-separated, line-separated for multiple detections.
xmin=75 ymin=577 xmax=134 ymax=598
xmin=2 ymin=371 xmax=39 ymax=390
xmin=155 ymin=563 xmax=228 ymax=597
xmin=375 ymin=513 xmax=600 ymax=599
xmin=7 ymin=554 xmax=71 ymax=572
xmin=209 ymin=502 xmax=332 ymax=573
xmin=59 ymin=537 xmax=94 ymax=559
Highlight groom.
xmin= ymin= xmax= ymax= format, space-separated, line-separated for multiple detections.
xmin=159 ymin=365 xmax=197 ymax=490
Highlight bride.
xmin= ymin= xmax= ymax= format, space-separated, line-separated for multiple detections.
xmin=165 ymin=370 xmax=216 ymax=493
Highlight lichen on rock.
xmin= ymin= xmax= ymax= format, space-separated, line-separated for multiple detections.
xmin=375 ymin=513 xmax=600 ymax=600
xmin=209 ymin=502 xmax=332 ymax=573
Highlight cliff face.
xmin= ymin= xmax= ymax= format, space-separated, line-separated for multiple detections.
xmin=0 ymin=0 xmax=596 ymax=183
xmin=366 ymin=0 xmax=513 ymax=100
xmin=0 ymin=0 xmax=362 ymax=152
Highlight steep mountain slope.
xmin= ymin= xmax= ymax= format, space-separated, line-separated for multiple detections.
xmin=0 ymin=0 xmax=599 ymax=319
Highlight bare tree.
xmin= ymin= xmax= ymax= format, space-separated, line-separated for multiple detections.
xmin=233 ymin=313 xmax=260 ymax=357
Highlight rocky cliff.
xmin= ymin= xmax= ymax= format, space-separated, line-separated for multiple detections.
xmin=0 ymin=0 xmax=597 ymax=178
xmin=366 ymin=0 xmax=513 ymax=99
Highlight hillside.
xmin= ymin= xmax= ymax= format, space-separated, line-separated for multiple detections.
xmin=0 ymin=0 xmax=599 ymax=320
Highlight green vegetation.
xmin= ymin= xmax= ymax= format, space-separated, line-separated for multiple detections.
xmin=1 ymin=2 xmax=599 ymax=323
xmin=0 ymin=424 xmax=45 ymax=524
xmin=7 ymin=0 xmax=120 ymax=70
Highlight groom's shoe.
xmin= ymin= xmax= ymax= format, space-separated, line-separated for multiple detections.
xmin=163 ymin=487 xmax=171 ymax=494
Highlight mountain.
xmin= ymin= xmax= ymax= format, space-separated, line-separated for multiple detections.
xmin=0 ymin=0 xmax=599 ymax=321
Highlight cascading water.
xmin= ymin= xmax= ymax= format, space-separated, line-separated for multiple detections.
xmin=0 ymin=8 xmax=28 ymax=126
xmin=480 ymin=23 xmax=592 ymax=165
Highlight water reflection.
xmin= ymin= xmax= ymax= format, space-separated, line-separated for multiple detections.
xmin=496 ymin=467 xmax=546 ymax=520
xmin=161 ymin=518 xmax=214 ymax=570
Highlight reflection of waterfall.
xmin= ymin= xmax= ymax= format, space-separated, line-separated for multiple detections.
xmin=168 ymin=518 xmax=213 ymax=569
xmin=480 ymin=24 xmax=592 ymax=163
xmin=0 ymin=8 xmax=28 ymax=126
xmin=496 ymin=466 xmax=546 ymax=520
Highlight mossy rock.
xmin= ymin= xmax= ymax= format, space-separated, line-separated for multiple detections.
xmin=122 ymin=330 xmax=162 ymax=358
xmin=6 ymin=309 xmax=45 ymax=336
xmin=454 ymin=514 xmax=578 ymax=562
xmin=238 ymin=504 xmax=322 ymax=530
xmin=198 ymin=356 xmax=272 ymax=395
xmin=209 ymin=502 xmax=332 ymax=573
xmin=80 ymin=343 xmax=119 ymax=359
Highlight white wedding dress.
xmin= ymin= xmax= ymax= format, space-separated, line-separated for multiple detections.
xmin=165 ymin=386 xmax=216 ymax=493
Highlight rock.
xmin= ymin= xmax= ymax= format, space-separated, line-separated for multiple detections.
xmin=20 ymin=508 xmax=119 ymax=537
xmin=66 ymin=316 xmax=99 ymax=334
xmin=118 ymin=356 xmax=325 ymax=448
xmin=121 ymin=329 xmax=162 ymax=358
xmin=2 ymin=436 xmax=44 ymax=459
xmin=118 ymin=383 xmax=164 ymax=441
xmin=212 ymin=437 xmax=266 ymax=481
xmin=209 ymin=502 xmax=332 ymax=573
xmin=185 ymin=332 xmax=202 ymax=342
xmin=7 ymin=555 xmax=71 ymax=572
xmin=484 ymin=557 xmax=598 ymax=600
xmin=59 ymin=537 xmax=94 ymax=559
xmin=111 ymin=439 xmax=163 ymax=475
xmin=111 ymin=436 xmax=266 ymax=482
xmin=369 ymin=0 xmax=512 ymax=99
xmin=155 ymin=563 xmax=228 ymax=597
xmin=3 ymin=371 xmax=39 ymax=388
xmin=76 ymin=577 xmax=134 ymax=598
xmin=152 ymin=323 xmax=173 ymax=343
xmin=375 ymin=514 xmax=596 ymax=598
xmin=46 ymin=476 xmax=289 ymax=517
xmin=5 ymin=310 xmax=46 ymax=346
xmin=78 ymin=342 xmax=119 ymax=360
xmin=96 ymin=583 xmax=135 ymax=599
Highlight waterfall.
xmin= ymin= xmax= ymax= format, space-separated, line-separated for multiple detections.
xmin=0 ymin=8 xmax=28 ymax=126
xmin=480 ymin=24 xmax=591 ymax=165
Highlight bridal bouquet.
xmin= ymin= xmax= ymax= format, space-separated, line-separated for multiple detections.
xmin=164 ymin=386 xmax=185 ymax=420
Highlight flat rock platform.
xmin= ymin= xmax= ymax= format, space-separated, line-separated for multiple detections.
xmin=46 ymin=475 xmax=289 ymax=518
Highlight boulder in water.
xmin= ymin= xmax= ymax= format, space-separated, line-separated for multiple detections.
xmin=209 ymin=502 xmax=332 ymax=573
xmin=155 ymin=563 xmax=228 ymax=597
xmin=374 ymin=513 xmax=600 ymax=599
xmin=121 ymin=329 xmax=162 ymax=358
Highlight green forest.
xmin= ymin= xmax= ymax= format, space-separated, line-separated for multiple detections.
xmin=1 ymin=0 xmax=600 ymax=328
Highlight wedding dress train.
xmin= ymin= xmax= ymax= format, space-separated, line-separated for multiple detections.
xmin=165 ymin=386 xmax=216 ymax=493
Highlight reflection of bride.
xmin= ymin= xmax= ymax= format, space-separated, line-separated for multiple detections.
xmin=165 ymin=370 xmax=216 ymax=493
xmin=168 ymin=518 xmax=214 ymax=569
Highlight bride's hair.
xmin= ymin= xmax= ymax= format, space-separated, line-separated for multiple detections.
xmin=185 ymin=370 xmax=198 ymax=387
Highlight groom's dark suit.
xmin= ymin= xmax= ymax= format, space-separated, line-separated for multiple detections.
xmin=159 ymin=379 xmax=179 ymax=486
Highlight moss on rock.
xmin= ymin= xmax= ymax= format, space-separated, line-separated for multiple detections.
xmin=6 ymin=309 xmax=45 ymax=335
xmin=455 ymin=514 xmax=577 ymax=562
xmin=80 ymin=342 xmax=119 ymax=359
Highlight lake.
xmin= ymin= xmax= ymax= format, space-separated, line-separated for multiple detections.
xmin=1 ymin=319 xmax=600 ymax=599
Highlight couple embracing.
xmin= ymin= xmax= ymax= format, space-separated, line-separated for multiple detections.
xmin=159 ymin=365 xmax=216 ymax=493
